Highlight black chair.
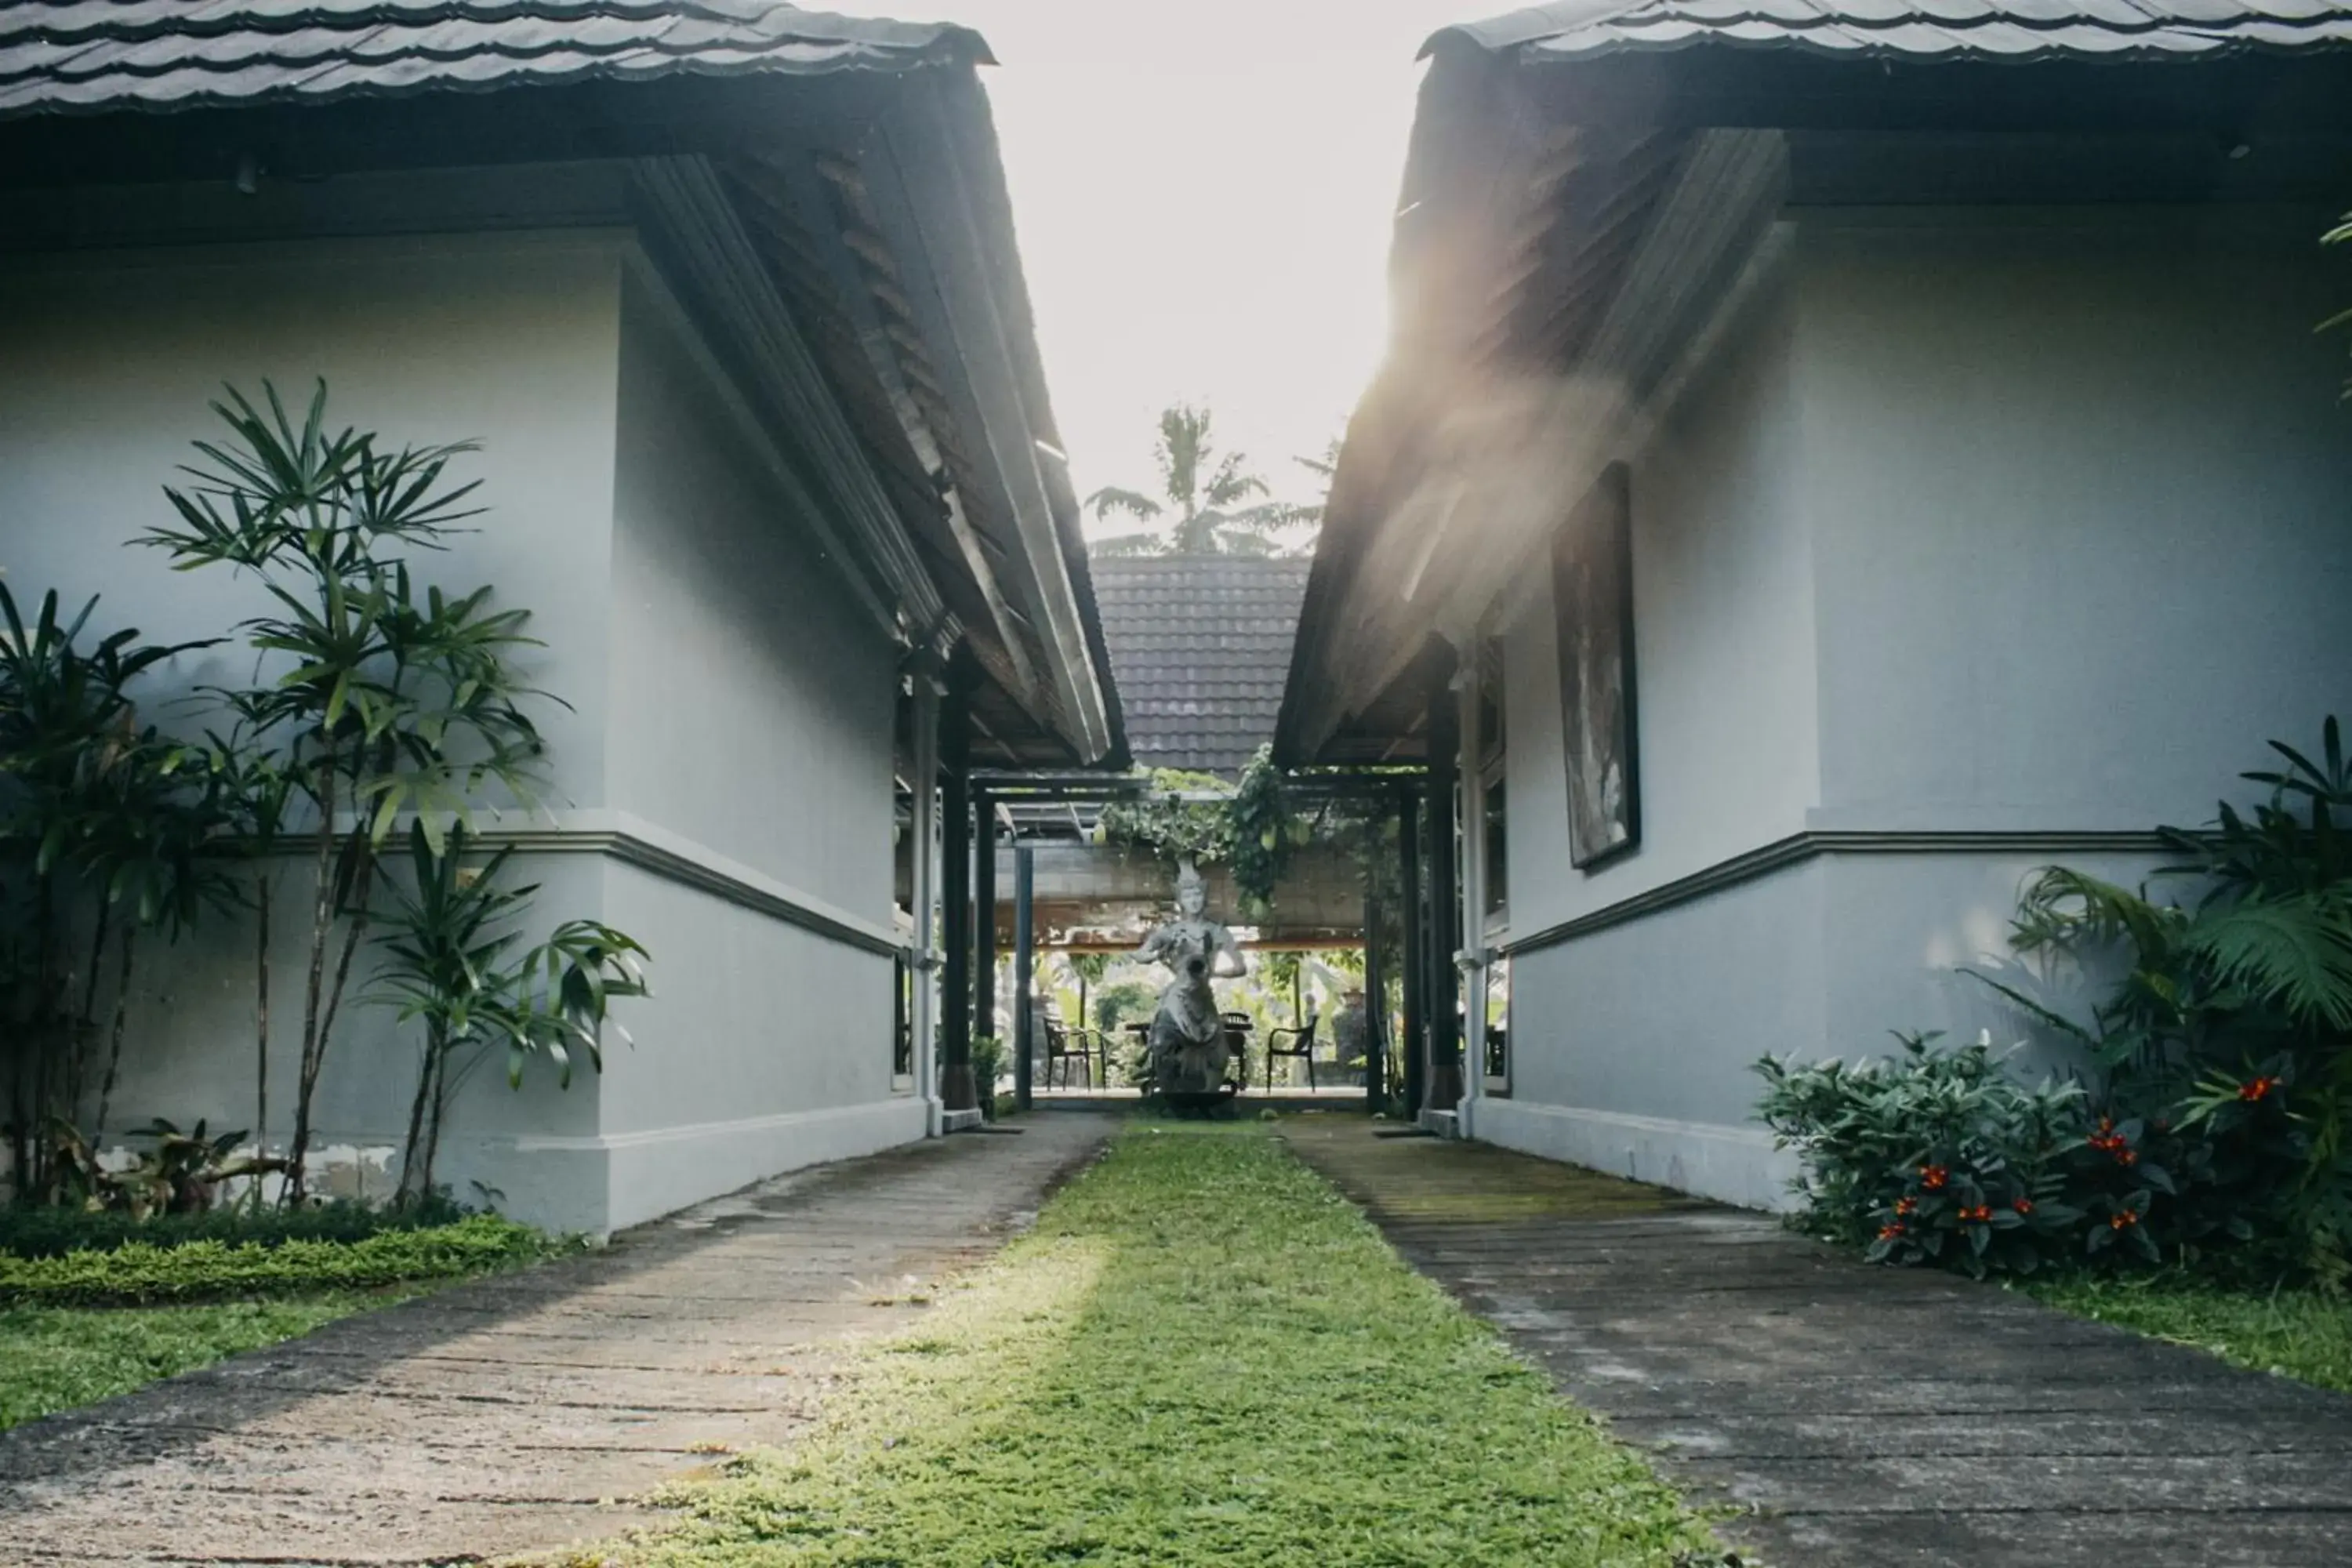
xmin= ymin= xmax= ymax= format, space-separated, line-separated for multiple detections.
xmin=1265 ymin=1011 xmax=1320 ymax=1091
xmin=1044 ymin=1019 xmax=1095 ymax=1090
xmin=1221 ymin=1011 xmax=1253 ymax=1091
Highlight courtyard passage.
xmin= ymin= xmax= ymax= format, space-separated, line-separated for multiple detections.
xmin=8 ymin=1117 xmax=2352 ymax=1566
xmin=1283 ymin=1121 xmax=2352 ymax=1567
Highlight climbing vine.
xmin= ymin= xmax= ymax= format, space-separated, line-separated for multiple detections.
xmin=1098 ymin=748 xmax=1313 ymax=920
xmin=1098 ymin=768 xmax=1235 ymax=866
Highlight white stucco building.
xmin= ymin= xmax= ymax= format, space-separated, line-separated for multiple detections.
xmin=0 ymin=5 xmax=1124 ymax=1232
xmin=1279 ymin=0 xmax=2352 ymax=1207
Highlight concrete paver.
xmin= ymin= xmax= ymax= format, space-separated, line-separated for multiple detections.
xmin=1283 ymin=1118 xmax=2352 ymax=1568
xmin=0 ymin=1115 xmax=1113 ymax=1567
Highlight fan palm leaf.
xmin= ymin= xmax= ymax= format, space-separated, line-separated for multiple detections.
xmin=2184 ymin=893 xmax=2352 ymax=1031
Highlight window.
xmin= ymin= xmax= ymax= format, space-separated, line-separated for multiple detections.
xmin=1478 ymin=639 xmax=1508 ymax=1092
xmin=1484 ymin=953 xmax=1511 ymax=1091
xmin=892 ymin=950 xmax=915 ymax=1087
xmin=1478 ymin=638 xmax=1508 ymax=928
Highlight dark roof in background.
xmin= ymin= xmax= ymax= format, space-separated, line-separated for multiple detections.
xmin=1094 ymin=557 xmax=1311 ymax=779
xmin=1431 ymin=0 xmax=2352 ymax=64
xmin=0 ymin=2 xmax=985 ymax=118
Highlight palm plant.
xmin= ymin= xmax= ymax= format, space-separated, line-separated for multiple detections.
xmin=0 ymin=584 xmax=220 ymax=1188
xmin=1974 ymin=718 xmax=2352 ymax=1272
xmin=140 ymin=381 xmax=554 ymax=1203
xmin=194 ymin=713 xmax=295 ymax=1178
xmin=372 ymin=821 xmax=647 ymax=1205
xmin=1087 ymin=405 xmax=1306 ymax=557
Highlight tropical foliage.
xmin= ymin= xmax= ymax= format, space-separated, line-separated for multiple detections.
xmin=1098 ymin=749 xmax=1312 ymax=920
xmin=0 ymin=1212 xmax=557 ymax=1305
xmin=372 ymin=822 xmax=648 ymax=1204
xmin=2 ymin=380 xmax=647 ymax=1221
xmin=1759 ymin=719 xmax=2352 ymax=1284
xmin=1086 ymin=405 xmax=1316 ymax=557
xmin=136 ymin=382 xmax=566 ymax=1201
xmin=0 ymin=585 xmax=241 ymax=1196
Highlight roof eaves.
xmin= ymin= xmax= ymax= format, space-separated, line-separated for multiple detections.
xmin=0 ymin=3 xmax=992 ymax=122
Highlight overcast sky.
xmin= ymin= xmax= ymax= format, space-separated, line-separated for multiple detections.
xmin=834 ymin=0 xmax=1478 ymax=539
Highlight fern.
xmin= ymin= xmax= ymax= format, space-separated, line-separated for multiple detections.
xmin=2185 ymin=894 xmax=2352 ymax=1032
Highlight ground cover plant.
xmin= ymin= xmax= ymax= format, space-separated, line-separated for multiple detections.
xmin=0 ymin=1211 xmax=561 ymax=1305
xmin=0 ymin=1211 xmax=566 ymax=1430
xmin=0 ymin=1192 xmax=470 ymax=1259
xmin=2024 ymin=1272 xmax=2352 ymax=1395
xmin=612 ymin=1124 xmax=1721 ymax=1568
xmin=0 ymin=1292 xmax=397 ymax=1432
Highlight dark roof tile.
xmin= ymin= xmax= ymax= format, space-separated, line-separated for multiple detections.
xmin=0 ymin=2 xmax=985 ymax=118
xmin=1091 ymin=556 xmax=1311 ymax=779
xmin=1432 ymin=0 xmax=2352 ymax=60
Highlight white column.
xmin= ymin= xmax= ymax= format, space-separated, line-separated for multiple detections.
xmin=1454 ymin=649 xmax=1486 ymax=1138
xmin=909 ymin=652 xmax=944 ymax=1137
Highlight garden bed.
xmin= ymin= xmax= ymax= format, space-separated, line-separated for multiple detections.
xmin=612 ymin=1123 xmax=1723 ymax=1567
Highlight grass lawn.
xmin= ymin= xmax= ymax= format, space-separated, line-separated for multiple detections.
xmin=2024 ymin=1273 xmax=2352 ymax=1395
xmin=614 ymin=1123 xmax=1722 ymax=1568
xmin=0 ymin=1291 xmax=394 ymax=1432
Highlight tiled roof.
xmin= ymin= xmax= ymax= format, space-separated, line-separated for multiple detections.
xmin=1432 ymin=0 xmax=2352 ymax=63
xmin=1092 ymin=556 xmax=1312 ymax=779
xmin=0 ymin=2 xmax=985 ymax=118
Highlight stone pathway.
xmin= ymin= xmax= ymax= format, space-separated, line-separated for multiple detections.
xmin=1283 ymin=1119 xmax=2352 ymax=1568
xmin=0 ymin=1115 xmax=1113 ymax=1568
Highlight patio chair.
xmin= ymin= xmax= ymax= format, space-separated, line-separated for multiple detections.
xmin=1265 ymin=1011 xmax=1321 ymax=1091
xmin=1044 ymin=1019 xmax=1096 ymax=1090
xmin=1221 ymin=1012 xmax=1253 ymax=1091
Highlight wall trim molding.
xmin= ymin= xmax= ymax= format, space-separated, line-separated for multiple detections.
xmin=268 ymin=810 xmax=901 ymax=956
xmin=1503 ymin=828 xmax=2169 ymax=957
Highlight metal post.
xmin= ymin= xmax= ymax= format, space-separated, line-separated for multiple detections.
xmin=1425 ymin=667 xmax=1463 ymax=1116
xmin=939 ymin=701 xmax=975 ymax=1116
xmin=909 ymin=659 xmax=943 ymax=1136
xmin=1399 ymin=788 xmax=1425 ymax=1120
xmin=1012 ymin=841 xmax=1035 ymax=1112
xmin=1362 ymin=820 xmax=1387 ymax=1116
xmin=1455 ymin=652 xmax=1486 ymax=1137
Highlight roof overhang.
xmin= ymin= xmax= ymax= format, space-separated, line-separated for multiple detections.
xmin=1276 ymin=9 xmax=2352 ymax=766
xmin=0 ymin=7 xmax=1123 ymax=770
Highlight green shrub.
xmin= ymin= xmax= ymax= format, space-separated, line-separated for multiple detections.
xmin=1759 ymin=718 xmax=2352 ymax=1284
xmin=969 ymin=1034 xmax=1006 ymax=1120
xmin=0 ymin=1214 xmax=564 ymax=1305
xmin=0 ymin=1194 xmax=468 ymax=1261
xmin=1756 ymin=1032 xmax=2091 ymax=1276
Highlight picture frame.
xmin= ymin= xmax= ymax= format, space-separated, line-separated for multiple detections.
xmin=1552 ymin=463 xmax=1640 ymax=869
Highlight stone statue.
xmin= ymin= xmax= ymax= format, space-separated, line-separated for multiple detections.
xmin=1136 ymin=858 xmax=1247 ymax=1098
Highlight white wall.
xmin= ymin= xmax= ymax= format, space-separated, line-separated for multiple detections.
xmin=0 ymin=228 xmax=927 ymax=1232
xmin=1800 ymin=205 xmax=2352 ymax=831
xmin=590 ymin=264 xmax=912 ymax=1228
xmin=1501 ymin=266 xmax=1819 ymax=943
xmin=1486 ymin=205 xmax=2352 ymax=1210
xmin=0 ymin=232 xmax=629 ymax=1229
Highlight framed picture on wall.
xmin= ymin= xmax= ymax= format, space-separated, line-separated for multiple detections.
xmin=1552 ymin=463 xmax=1639 ymax=869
